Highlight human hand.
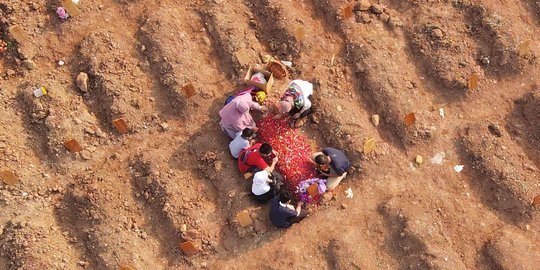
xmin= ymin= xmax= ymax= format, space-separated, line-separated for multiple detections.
xmin=293 ymin=113 xmax=301 ymax=119
xmin=272 ymin=156 xmax=279 ymax=164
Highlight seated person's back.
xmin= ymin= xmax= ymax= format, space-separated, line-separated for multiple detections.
xmin=269 ymin=191 xmax=304 ymax=228
xmin=238 ymin=143 xmax=277 ymax=173
xmin=323 ymin=147 xmax=351 ymax=176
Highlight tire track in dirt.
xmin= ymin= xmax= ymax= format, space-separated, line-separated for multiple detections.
xmin=386 ymin=0 xmax=484 ymax=94
xmin=460 ymin=120 xmax=539 ymax=223
xmin=78 ymin=30 xmax=155 ymax=133
xmin=379 ymin=196 xmax=468 ymax=269
xmin=247 ymin=0 xmax=383 ymax=166
xmin=201 ymin=0 xmax=269 ymax=77
xmin=311 ymin=0 xmax=441 ymax=148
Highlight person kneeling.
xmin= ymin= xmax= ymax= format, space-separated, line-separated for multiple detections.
xmin=312 ymin=147 xmax=351 ymax=190
xmin=269 ymin=191 xmax=307 ymax=228
xmin=251 ymin=170 xmax=283 ymax=204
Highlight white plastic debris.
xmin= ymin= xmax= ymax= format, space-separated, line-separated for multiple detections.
xmin=454 ymin=165 xmax=464 ymax=173
xmin=345 ymin=188 xmax=353 ymax=199
xmin=430 ymin=152 xmax=445 ymax=165
xmin=439 ymin=107 xmax=445 ymax=119
xmin=72 ymin=0 xmax=80 ymax=4
xmin=33 ymin=86 xmax=47 ymax=97
xmin=280 ymin=60 xmax=292 ymax=67
xmin=58 ymin=60 xmax=65 ymax=66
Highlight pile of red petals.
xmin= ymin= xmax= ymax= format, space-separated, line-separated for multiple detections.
xmin=257 ymin=115 xmax=317 ymax=192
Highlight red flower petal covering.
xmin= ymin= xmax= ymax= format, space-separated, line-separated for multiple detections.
xmin=257 ymin=115 xmax=317 ymax=192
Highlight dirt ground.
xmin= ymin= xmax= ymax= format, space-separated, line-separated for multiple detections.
xmin=1 ymin=0 xmax=539 ymax=269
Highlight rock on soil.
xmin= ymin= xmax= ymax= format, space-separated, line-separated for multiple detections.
xmin=76 ymin=72 xmax=89 ymax=93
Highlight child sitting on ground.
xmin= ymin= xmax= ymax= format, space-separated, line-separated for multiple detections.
xmin=229 ymin=128 xmax=255 ymax=159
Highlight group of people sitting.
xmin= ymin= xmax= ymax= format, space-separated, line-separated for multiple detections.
xmin=219 ymin=79 xmax=351 ymax=229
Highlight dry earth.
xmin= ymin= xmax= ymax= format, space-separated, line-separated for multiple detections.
xmin=0 ymin=0 xmax=539 ymax=269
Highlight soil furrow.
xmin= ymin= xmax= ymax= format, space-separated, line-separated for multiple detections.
xmin=0 ymin=219 xmax=79 ymax=270
xmin=387 ymin=0 xmax=485 ymax=93
xmin=139 ymin=6 xmax=230 ymax=121
xmin=201 ymin=0 xmax=268 ymax=76
xmin=379 ymin=197 xmax=468 ymax=269
xmin=311 ymin=0 xmax=441 ymax=147
xmin=79 ymin=30 xmax=154 ymax=132
xmin=130 ymin=153 xmax=222 ymax=267
xmin=247 ymin=0 xmax=380 ymax=165
xmin=460 ymin=120 xmax=540 ymax=223
xmin=483 ymin=227 xmax=540 ymax=270
xmin=15 ymin=84 xmax=102 ymax=169
xmin=506 ymin=90 xmax=540 ymax=168
xmin=460 ymin=3 xmax=531 ymax=75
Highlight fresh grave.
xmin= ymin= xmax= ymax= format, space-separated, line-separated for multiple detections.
xmin=257 ymin=115 xmax=325 ymax=203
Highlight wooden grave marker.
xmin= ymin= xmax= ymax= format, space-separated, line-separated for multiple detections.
xmin=61 ymin=0 xmax=82 ymax=17
xmin=112 ymin=118 xmax=129 ymax=134
xmin=0 ymin=170 xmax=19 ymax=185
xmin=295 ymin=26 xmax=306 ymax=42
xmin=342 ymin=5 xmax=354 ymax=19
xmin=236 ymin=210 xmax=253 ymax=227
xmin=243 ymin=172 xmax=253 ymax=180
xmin=179 ymin=241 xmax=198 ymax=255
xmin=307 ymin=184 xmax=319 ymax=197
xmin=468 ymin=74 xmax=479 ymax=91
xmin=533 ymin=195 xmax=540 ymax=206
xmin=64 ymin=139 xmax=82 ymax=152
xmin=404 ymin=112 xmax=416 ymax=127
xmin=8 ymin=25 xmax=28 ymax=43
xmin=182 ymin=84 xmax=196 ymax=98
xmin=363 ymin=138 xmax=376 ymax=155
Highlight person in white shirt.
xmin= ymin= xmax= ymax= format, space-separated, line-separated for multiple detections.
xmin=275 ymin=79 xmax=314 ymax=128
xmin=251 ymin=170 xmax=283 ymax=203
xmin=229 ymin=128 xmax=255 ymax=159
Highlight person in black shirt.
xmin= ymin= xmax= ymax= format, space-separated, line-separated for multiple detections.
xmin=269 ymin=191 xmax=307 ymax=228
xmin=312 ymin=147 xmax=351 ymax=190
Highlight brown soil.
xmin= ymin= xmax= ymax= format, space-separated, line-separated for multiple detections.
xmin=1 ymin=0 xmax=539 ymax=269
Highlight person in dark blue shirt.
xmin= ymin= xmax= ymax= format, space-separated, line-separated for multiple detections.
xmin=269 ymin=191 xmax=306 ymax=228
xmin=312 ymin=147 xmax=351 ymax=190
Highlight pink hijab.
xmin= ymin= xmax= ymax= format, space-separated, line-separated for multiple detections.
xmin=219 ymin=93 xmax=261 ymax=130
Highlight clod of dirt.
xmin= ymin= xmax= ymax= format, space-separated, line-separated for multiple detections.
xmin=357 ymin=0 xmax=370 ymax=11
xmin=488 ymin=123 xmax=503 ymax=137
xmin=370 ymin=4 xmax=383 ymax=14
xmin=431 ymin=28 xmax=444 ymax=39
xmin=5 ymin=69 xmax=16 ymax=76
xmin=380 ymin=13 xmax=390 ymax=23
xmin=21 ymin=59 xmax=37 ymax=70
xmin=76 ymin=72 xmax=89 ymax=93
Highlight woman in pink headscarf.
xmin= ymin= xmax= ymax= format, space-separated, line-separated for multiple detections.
xmin=219 ymin=92 xmax=267 ymax=139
